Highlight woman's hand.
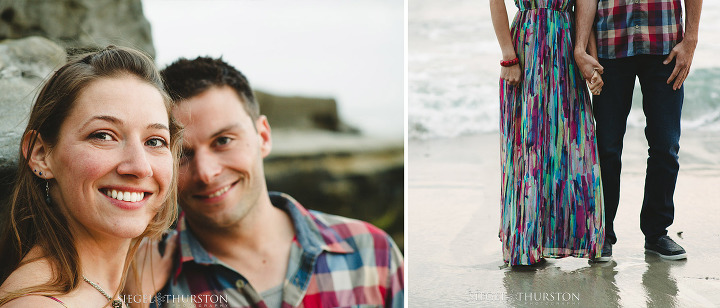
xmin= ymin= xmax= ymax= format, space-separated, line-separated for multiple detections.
xmin=490 ymin=0 xmax=521 ymax=87
xmin=501 ymin=64 xmax=522 ymax=86
xmin=124 ymin=231 xmax=178 ymax=308
xmin=587 ymin=69 xmax=604 ymax=96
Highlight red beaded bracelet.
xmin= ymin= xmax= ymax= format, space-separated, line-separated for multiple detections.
xmin=500 ymin=58 xmax=519 ymax=67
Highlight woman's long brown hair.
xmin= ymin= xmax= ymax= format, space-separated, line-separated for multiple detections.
xmin=0 ymin=46 xmax=181 ymax=306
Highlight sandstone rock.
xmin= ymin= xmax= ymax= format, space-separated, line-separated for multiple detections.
xmin=266 ymin=131 xmax=404 ymax=249
xmin=0 ymin=37 xmax=66 ymax=205
xmin=0 ymin=0 xmax=155 ymax=57
xmin=256 ymin=91 xmax=358 ymax=133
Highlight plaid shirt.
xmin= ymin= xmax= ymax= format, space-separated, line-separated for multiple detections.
xmin=595 ymin=0 xmax=684 ymax=59
xmin=154 ymin=192 xmax=404 ymax=308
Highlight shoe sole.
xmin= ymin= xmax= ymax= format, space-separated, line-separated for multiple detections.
xmin=645 ymin=249 xmax=687 ymax=260
xmin=591 ymin=256 xmax=612 ymax=262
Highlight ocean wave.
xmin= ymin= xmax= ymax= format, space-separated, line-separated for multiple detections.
xmin=409 ymin=68 xmax=720 ymax=140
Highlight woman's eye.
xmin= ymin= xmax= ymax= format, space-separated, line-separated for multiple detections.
xmin=146 ymin=138 xmax=168 ymax=148
xmin=215 ymin=136 xmax=232 ymax=146
xmin=90 ymin=132 xmax=113 ymax=141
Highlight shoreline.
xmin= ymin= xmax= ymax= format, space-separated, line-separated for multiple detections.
xmin=408 ymin=128 xmax=720 ymax=307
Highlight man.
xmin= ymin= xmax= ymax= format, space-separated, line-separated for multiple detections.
xmin=574 ymin=0 xmax=702 ymax=261
xmin=156 ymin=57 xmax=404 ymax=307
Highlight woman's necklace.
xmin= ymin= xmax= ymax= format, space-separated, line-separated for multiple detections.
xmin=82 ymin=276 xmax=125 ymax=308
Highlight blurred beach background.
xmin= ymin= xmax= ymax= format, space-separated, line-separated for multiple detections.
xmin=409 ymin=0 xmax=720 ymax=306
xmin=144 ymin=0 xmax=404 ymax=139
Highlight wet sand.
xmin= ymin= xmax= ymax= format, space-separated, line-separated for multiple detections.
xmin=408 ymin=128 xmax=720 ymax=307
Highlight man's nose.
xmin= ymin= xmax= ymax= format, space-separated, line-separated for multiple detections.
xmin=193 ymin=150 xmax=222 ymax=184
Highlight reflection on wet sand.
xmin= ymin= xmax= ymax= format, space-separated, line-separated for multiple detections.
xmin=642 ymin=254 xmax=684 ymax=308
xmin=503 ymin=260 xmax=621 ymax=307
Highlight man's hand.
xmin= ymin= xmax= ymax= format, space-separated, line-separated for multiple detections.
xmin=574 ymin=49 xmax=604 ymax=80
xmin=125 ymin=231 xmax=178 ymax=308
xmin=664 ymin=38 xmax=697 ymax=90
xmin=501 ymin=63 xmax=522 ymax=86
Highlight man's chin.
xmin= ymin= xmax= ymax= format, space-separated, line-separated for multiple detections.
xmin=182 ymin=195 xmax=230 ymax=210
xmin=187 ymin=211 xmax=243 ymax=231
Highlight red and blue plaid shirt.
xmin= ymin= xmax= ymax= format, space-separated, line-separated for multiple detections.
xmin=595 ymin=0 xmax=684 ymax=59
xmin=155 ymin=192 xmax=404 ymax=308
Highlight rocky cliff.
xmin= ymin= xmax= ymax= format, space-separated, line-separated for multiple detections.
xmin=0 ymin=0 xmax=155 ymax=57
xmin=0 ymin=37 xmax=66 ymax=205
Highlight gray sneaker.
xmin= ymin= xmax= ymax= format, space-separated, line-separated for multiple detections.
xmin=645 ymin=235 xmax=687 ymax=260
xmin=591 ymin=241 xmax=612 ymax=262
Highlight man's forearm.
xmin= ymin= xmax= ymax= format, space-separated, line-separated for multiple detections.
xmin=683 ymin=0 xmax=702 ymax=43
xmin=575 ymin=0 xmax=598 ymax=54
xmin=588 ymin=28 xmax=598 ymax=59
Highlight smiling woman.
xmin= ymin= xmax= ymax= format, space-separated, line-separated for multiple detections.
xmin=0 ymin=46 xmax=181 ymax=307
xmin=47 ymin=76 xmax=174 ymax=238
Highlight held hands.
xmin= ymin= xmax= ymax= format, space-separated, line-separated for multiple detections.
xmin=664 ymin=38 xmax=697 ymax=90
xmin=124 ymin=231 xmax=178 ymax=308
xmin=587 ymin=69 xmax=603 ymax=95
xmin=574 ymin=49 xmax=604 ymax=95
xmin=501 ymin=52 xmax=604 ymax=94
xmin=574 ymin=49 xmax=604 ymax=81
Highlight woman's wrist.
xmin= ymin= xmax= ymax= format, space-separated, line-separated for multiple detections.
xmin=501 ymin=52 xmax=517 ymax=61
xmin=500 ymin=58 xmax=519 ymax=67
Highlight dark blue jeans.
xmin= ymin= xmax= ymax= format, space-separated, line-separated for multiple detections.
xmin=594 ymin=55 xmax=683 ymax=245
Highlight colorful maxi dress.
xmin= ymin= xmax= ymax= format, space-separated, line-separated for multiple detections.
xmin=499 ymin=0 xmax=604 ymax=265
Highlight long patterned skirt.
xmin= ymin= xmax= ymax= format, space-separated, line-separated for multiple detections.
xmin=499 ymin=4 xmax=605 ymax=266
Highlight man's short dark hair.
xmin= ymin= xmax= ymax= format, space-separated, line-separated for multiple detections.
xmin=161 ymin=56 xmax=260 ymax=120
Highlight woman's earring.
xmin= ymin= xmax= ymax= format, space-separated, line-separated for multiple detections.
xmin=45 ymin=180 xmax=51 ymax=205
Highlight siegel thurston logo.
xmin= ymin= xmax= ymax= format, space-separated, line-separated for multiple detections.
xmin=470 ymin=291 xmax=580 ymax=303
xmin=122 ymin=294 xmax=229 ymax=307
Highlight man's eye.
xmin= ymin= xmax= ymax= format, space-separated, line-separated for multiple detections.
xmin=216 ymin=137 xmax=232 ymax=146
xmin=180 ymin=150 xmax=193 ymax=164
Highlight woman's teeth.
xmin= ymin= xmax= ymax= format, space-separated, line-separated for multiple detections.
xmin=207 ymin=185 xmax=231 ymax=198
xmin=104 ymin=190 xmax=144 ymax=202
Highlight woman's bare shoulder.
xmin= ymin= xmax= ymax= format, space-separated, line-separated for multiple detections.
xmin=0 ymin=247 xmax=75 ymax=307
xmin=0 ymin=256 xmax=66 ymax=307
xmin=0 ymin=254 xmax=54 ymax=294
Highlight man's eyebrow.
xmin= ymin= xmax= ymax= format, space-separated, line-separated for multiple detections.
xmin=210 ymin=123 xmax=240 ymax=138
